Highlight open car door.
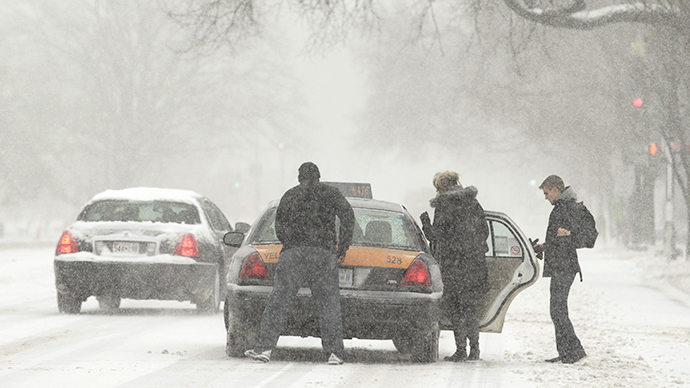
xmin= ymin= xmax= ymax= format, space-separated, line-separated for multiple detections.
xmin=440 ymin=211 xmax=540 ymax=333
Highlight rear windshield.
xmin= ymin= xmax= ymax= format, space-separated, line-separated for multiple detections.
xmin=78 ymin=200 xmax=201 ymax=224
xmin=250 ymin=207 xmax=425 ymax=251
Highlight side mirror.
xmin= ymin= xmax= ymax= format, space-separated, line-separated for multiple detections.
xmin=223 ymin=231 xmax=245 ymax=247
xmin=235 ymin=222 xmax=250 ymax=233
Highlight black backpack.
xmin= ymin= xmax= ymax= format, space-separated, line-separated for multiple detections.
xmin=571 ymin=202 xmax=598 ymax=249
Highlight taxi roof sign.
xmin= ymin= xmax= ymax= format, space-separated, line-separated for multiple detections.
xmin=322 ymin=182 xmax=373 ymax=199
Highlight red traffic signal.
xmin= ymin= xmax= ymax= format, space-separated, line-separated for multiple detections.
xmin=649 ymin=143 xmax=658 ymax=156
xmin=633 ymin=98 xmax=643 ymax=108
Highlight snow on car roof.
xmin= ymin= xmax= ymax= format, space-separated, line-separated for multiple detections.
xmin=348 ymin=197 xmax=404 ymax=213
xmin=89 ymin=187 xmax=203 ymax=205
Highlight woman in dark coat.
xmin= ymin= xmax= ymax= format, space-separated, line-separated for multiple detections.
xmin=420 ymin=171 xmax=490 ymax=362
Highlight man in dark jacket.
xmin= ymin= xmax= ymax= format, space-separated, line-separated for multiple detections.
xmin=245 ymin=162 xmax=355 ymax=365
xmin=420 ymin=171 xmax=490 ymax=362
xmin=533 ymin=174 xmax=588 ymax=364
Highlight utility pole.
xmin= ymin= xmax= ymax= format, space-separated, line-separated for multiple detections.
xmin=661 ymin=138 xmax=677 ymax=260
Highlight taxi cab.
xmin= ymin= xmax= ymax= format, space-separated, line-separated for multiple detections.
xmin=222 ymin=183 xmax=539 ymax=363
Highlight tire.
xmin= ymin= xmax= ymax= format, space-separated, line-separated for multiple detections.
xmin=224 ymin=298 xmax=259 ymax=357
xmin=392 ymin=334 xmax=413 ymax=354
xmin=97 ymin=295 xmax=121 ymax=310
xmin=410 ymin=321 xmax=439 ymax=363
xmin=197 ymin=269 xmax=221 ymax=314
xmin=219 ymin=261 xmax=228 ymax=301
xmin=57 ymin=292 xmax=82 ymax=314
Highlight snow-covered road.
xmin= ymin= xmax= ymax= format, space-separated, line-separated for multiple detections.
xmin=0 ymin=244 xmax=688 ymax=388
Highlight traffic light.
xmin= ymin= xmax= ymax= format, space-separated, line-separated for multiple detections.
xmin=649 ymin=143 xmax=658 ymax=156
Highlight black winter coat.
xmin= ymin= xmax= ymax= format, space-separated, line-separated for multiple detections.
xmin=422 ymin=186 xmax=490 ymax=298
xmin=543 ymin=186 xmax=583 ymax=278
xmin=275 ymin=181 xmax=355 ymax=257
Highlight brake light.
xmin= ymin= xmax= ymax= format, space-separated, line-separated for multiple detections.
xmin=174 ymin=233 xmax=199 ymax=257
xmin=240 ymin=252 xmax=270 ymax=280
xmin=400 ymin=259 xmax=431 ymax=287
xmin=56 ymin=231 xmax=78 ymax=254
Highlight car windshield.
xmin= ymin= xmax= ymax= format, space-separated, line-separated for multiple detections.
xmin=78 ymin=200 xmax=201 ymax=224
xmin=250 ymin=206 xmax=425 ymax=251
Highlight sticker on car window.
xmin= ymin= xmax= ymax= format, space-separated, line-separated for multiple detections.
xmin=510 ymin=245 xmax=521 ymax=256
xmin=339 ymin=268 xmax=353 ymax=288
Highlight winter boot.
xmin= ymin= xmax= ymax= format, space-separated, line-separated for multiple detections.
xmin=445 ymin=330 xmax=467 ymax=362
xmin=444 ymin=350 xmax=467 ymax=362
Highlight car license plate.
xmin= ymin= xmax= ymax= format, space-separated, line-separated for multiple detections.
xmin=339 ymin=268 xmax=353 ymax=288
xmin=112 ymin=242 xmax=139 ymax=254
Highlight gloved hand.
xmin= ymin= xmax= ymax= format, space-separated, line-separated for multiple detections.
xmin=529 ymin=238 xmax=544 ymax=260
xmin=420 ymin=211 xmax=431 ymax=227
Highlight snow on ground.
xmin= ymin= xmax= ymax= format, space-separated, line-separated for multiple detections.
xmin=499 ymin=245 xmax=690 ymax=387
xmin=0 ymin=240 xmax=689 ymax=387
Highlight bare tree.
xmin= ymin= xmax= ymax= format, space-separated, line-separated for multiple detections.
xmin=496 ymin=0 xmax=690 ymax=254
xmin=168 ymin=0 xmax=690 ymax=252
xmin=167 ymin=0 xmax=384 ymax=50
xmin=500 ymin=0 xmax=688 ymax=30
xmin=0 ymin=0 xmax=310 ymax=223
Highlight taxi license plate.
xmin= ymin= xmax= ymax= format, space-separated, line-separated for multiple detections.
xmin=112 ymin=242 xmax=140 ymax=254
xmin=339 ymin=268 xmax=353 ymax=288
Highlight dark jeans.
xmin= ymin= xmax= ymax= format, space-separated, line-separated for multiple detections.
xmin=255 ymin=247 xmax=344 ymax=357
xmin=550 ymin=272 xmax=584 ymax=357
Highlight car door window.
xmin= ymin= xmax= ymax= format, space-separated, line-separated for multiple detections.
xmin=202 ymin=201 xmax=232 ymax=231
xmin=488 ymin=221 xmax=523 ymax=258
xmin=251 ymin=209 xmax=279 ymax=244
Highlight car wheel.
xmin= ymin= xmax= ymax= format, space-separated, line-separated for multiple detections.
xmin=57 ymin=292 xmax=82 ymax=314
xmin=97 ymin=295 xmax=121 ymax=310
xmin=225 ymin=298 xmax=259 ymax=357
xmin=197 ymin=269 xmax=220 ymax=314
xmin=410 ymin=321 xmax=439 ymax=363
xmin=392 ymin=334 xmax=413 ymax=354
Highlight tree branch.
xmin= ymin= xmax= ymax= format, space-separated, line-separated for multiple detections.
xmin=502 ymin=0 xmax=684 ymax=30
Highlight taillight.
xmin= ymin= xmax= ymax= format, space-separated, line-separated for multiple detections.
xmin=240 ymin=252 xmax=270 ymax=280
xmin=400 ymin=259 xmax=431 ymax=287
xmin=174 ymin=233 xmax=199 ymax=257
xmin=56 ymin=231 xmax=78 ymax=255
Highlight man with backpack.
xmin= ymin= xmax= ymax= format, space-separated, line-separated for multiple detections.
xmin=532 ymin=175 xmax=597 ymax=364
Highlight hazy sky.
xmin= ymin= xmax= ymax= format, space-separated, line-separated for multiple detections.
xmin=0 ymin=1 xmax=585 ymax=242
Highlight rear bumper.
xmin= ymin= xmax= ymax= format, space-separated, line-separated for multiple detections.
xmin=54 ymin=256 xmax=217 ymax=303
xmin=225 ymin=284 xmax=442 ymax=340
